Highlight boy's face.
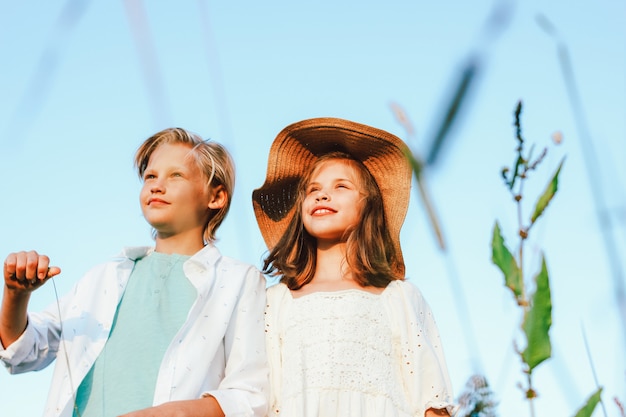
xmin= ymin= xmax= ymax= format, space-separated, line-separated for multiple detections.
xmin=140 ymin=142 xmax=219 ymax=241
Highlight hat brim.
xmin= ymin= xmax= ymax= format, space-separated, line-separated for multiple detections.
xmin=252 ymin=117 xmax=412 ymax=277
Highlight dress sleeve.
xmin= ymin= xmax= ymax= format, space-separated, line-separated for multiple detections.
xmin=387 ymin=280 xmax=455 ymax=416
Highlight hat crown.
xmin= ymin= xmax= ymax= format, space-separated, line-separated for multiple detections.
xmin=252 ymin=117 xmax=412 ymax=277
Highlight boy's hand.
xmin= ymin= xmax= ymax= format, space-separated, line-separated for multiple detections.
xmin=4 ymin=251 xmax=61 ymax=293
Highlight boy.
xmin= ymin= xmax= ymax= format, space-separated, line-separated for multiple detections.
xmin=0 ymin=128 xmax=268 ymax=417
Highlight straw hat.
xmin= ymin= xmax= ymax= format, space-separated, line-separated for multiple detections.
xmin=252 ymin=117 xmax=412 ymax=277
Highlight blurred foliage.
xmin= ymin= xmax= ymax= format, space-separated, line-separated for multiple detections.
xmin=489 ymin=101 xmax=601 ymax=417
xmin=573 ymin=388 xmax=603 ymax=417
xmin=456 ymin=375 xmax=499 ymax=417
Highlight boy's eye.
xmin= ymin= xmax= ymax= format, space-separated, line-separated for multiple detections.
xmin=144 ymin=174 xmax=156 ymax=180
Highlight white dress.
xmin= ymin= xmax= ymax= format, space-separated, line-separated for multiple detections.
xmin=265 ymin=280 xmax=454 ymax=417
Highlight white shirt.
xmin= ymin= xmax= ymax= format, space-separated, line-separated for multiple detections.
xmin=0 ymin=245 xmax=269 ymax=417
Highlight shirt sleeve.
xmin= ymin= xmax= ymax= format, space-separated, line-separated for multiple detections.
xmin=0 ymin=304 xmax=62 ymax=374
xmin=263 ymin=283 xmax=290 ymax=417
xmin=204 ymin=266 xmax=270 ymax=417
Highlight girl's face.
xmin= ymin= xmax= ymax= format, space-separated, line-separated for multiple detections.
xmin=139 ymin=142 xmax=222 ymax=241
xmin=301 ymin=159 xmax=364 ymax=245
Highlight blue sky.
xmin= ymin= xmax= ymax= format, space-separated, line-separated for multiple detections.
xmin=1 ymin=1 xmax=625 ymax=416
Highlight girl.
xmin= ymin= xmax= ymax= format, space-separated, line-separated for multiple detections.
xmin=253 ymin=117 xmax=454 ymax=417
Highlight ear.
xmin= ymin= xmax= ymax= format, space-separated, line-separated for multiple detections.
xmin=208 ymin=184 xmax=228 ymax=210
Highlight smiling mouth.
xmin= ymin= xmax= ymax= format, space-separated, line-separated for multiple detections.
xmin=312 ymin=207 xmax=335 ymax=215
xmin=148 ymin=198 xmax=169 ymax=205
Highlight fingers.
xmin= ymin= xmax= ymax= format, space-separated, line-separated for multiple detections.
xmin=47 ymin=266 xmax=61 ymax=278
xmin=4 ymin=251 xmax=60 ymax=288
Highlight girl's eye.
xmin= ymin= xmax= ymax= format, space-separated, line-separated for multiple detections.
xmin=144 ymin=174 xmax=156 ymax=180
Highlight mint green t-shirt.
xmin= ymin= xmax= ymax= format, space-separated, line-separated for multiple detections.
xmin=74 ymin=252 xmax=195 ymax=417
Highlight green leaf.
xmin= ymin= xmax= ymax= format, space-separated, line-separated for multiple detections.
xmin=530 ymin=158 xmax=565 ymax=224
xmin=573 ymin=387 xmax=603 ymax=417
xmin=508 ymin=155 xmax=523 ymax=190
xmin=426 ymin=58 xmax=479 ymax=166
xmin=522 ymin=256 xmax=552 ymax=371
xmin=491 ymin=222 xmax=523 ymax=300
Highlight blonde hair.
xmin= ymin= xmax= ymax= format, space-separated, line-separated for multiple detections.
xmin=134 ymin=127 xmax=235 ymax=243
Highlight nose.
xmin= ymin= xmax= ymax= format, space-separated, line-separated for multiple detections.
xmin=314 ymin=190 xmax=329 ymax=202
xmin=150 ymin=178 xmax=165 ymax=193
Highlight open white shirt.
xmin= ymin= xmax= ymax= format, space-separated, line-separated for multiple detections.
xmin=0 ymin=245 xmax=269 ymax=417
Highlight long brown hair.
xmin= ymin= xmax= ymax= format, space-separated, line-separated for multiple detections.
xmin=262 ymin=152 xmax=402 ymax=290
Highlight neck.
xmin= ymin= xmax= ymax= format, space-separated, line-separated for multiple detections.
xmin=154 ymin=231 xmax=206 ymax=255
xmin=313 ymin=242 xmax=351 ymax=282
xmin=290 ymin=241 xmax=367 ymax=296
